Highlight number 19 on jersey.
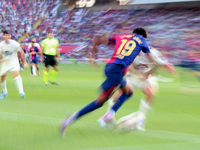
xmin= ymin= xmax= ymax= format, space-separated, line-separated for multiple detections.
xmin=117 ymin=39 xmax=136 ymax=59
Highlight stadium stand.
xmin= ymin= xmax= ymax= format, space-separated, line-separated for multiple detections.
xmin=0 ymin=0 xmax=199 ymax=62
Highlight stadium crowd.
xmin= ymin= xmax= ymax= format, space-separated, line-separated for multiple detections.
xmin=0 ymin=0 xmax=60 ymax=40
xmin=0 ymin=1 xmax=200 ymax=62
xmin=33 ymin=6 xmax=200 ymax=62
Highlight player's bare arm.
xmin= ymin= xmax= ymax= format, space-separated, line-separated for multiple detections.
xmin=56 ymin=49 xmax=62 ymax=61
xmin=163 ymin=63 xmax=176 ymax=76
xmin=146 ymin=50 xmax=176 ymax=76
xmin=40 ymin=46 xmax=44 ymax=62
xmin=90 ymin=34 xmax=110 ymax=59
xmin=89 ymin=34 xmax=110 ymax=70
xmin=145 ymin=53 xmax=156 ymax=64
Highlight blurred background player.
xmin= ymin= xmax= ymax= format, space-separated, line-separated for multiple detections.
xmin=60 ymin=27 xmax=157 ymax=137
xmin=40 ymin=31 xmax=60 ymax=86
xmin=28 ymin=37 xmax=40 ymax=51
xmin=28 ymin=37 xmax=41 ymax=76
xmin=0 ymin=31 xmax=28 ymax=99
xmin=21 ymin=45 xmax=30 ymax=64
xmin=98 ymin=47 xmax=176 ymax=131
xmin=29 ymin=40 xmax=40 ymax=76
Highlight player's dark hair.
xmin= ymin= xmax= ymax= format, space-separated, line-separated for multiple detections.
xmin=133 ymin=27 xmax=147 ymax=38
xmin=3 ymin=31 xmax=9 ymax=35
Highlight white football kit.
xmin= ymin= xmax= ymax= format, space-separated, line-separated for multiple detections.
xmin=114 ymin=48 xmax=169 ymax=131
xmin=126 ymin=47 xmax=168 ymax=91
xmin=0 ymin=39 xmax=21 ymax=75
xmin=28 ymin=42 xmax=40 ymax=76
xmin=98 ymin=47 xmax=170 ymax=130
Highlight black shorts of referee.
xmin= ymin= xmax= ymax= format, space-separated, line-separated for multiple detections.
xmin=43 ymin=54 xmax=57 ymax=67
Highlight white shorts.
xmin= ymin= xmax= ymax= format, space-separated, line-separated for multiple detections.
xmin=127 ymin=75 xmax=158 ymax=91
xmin=0 ymin=60 xmax=20 ymax=76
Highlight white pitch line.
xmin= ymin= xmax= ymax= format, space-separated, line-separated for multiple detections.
xmin=0 ymin=111 xmax=200 ymax=145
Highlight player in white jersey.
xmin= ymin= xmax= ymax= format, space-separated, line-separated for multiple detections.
xmin=98 ymin=47 xmax=176 ymax=131
xmin=0 ymin=31 xmax=28 ymax=99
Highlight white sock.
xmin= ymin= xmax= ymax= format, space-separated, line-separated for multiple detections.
xmin=108 ymin=98 xmax=114 ymax=108
xmin=33 ymin=66 xmax=37 ymax=76
xmin=1 ymin=81 xmax=7 ymax=94
xmin=138 ymin=98 xmax=152 ymax=116
xmin=14 ymin=76 xmax=24 ymax=94
xmin=136 ymin=98 xmax=152 ymax=129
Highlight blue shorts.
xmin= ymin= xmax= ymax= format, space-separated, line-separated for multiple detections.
xmin=101 ymin=63 xmax=127 ymax=98
xmin=31 ymin=59 xmax=39 ymax=64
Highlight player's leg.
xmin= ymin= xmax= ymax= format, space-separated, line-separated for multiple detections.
xmin=33 ymin=65 xmax=37 ymax=76
xmin=49 ymin=57 xmax=59 ymax=85
xmin=60 ymin=64 xmax=127 ymax=136
xmin=103 ymin=76 xmax=137 ymax=117
xmin=108 ymin=88 xmax=123 ymax=109
xmin=108 ymin=76 xmax=138 ymax=111
xmin=72 ymin=65 xmax=133 ymax=121
xmin=12 ymin=70 xmax=25 ymax=98
xmin=30 ymin=62 xmax=34 ymax=76
xmin=60 ymin=84 xmax=110 ymax=137
xmin=98 ymin=77 xmax=138 ymax=127
xmin=112 ymin=76 xmax=157 ymax=131
xmin=49 ymin=65 xmax=59 ymax=85
xmin=0 ymin=74 xmax=8 ymax=99
xmin=35 ymin=63 xmax=40 ymax=76
xmin=0 ymin=64 xmax=11 ymax=99
xmin=99 ymin=82 xmax=133 ymax=126
xmin=110 ymin=83 xmax=133 ymax=112
xmin=43 ymin=66 xmax=49 ymax=86
xmin=43 ymin=56 xmax=50 ymax=86
xmin=136 ymin=78 xmax=158 ymax=131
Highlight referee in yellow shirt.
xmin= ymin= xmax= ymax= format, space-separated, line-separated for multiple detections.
xmin=40 ymin=31 xmax=60 ymax=86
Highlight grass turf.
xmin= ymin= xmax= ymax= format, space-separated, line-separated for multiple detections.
xmin=0 ymin=64 xmax=199 ymax=150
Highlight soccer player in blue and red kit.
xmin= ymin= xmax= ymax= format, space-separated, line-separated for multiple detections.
xmin=60 ymin=27 xmax=156 ymax=137
xmin=29 ymin=41 xmax=40 ymax=76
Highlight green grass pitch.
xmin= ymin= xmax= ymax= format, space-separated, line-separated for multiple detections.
xmin=0 ymin=64 xmax=199 ymax=150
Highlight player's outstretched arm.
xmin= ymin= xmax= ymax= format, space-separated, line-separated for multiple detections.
xmin=163 ymin=63 xmax=177 ymax=77
xmin=147 ymin=48 xmax=177 ymax=76
xmin=88 ymin=34 xmax=110 ymax=70
xmin=91 ymin=34 xmax=110 ymax=58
